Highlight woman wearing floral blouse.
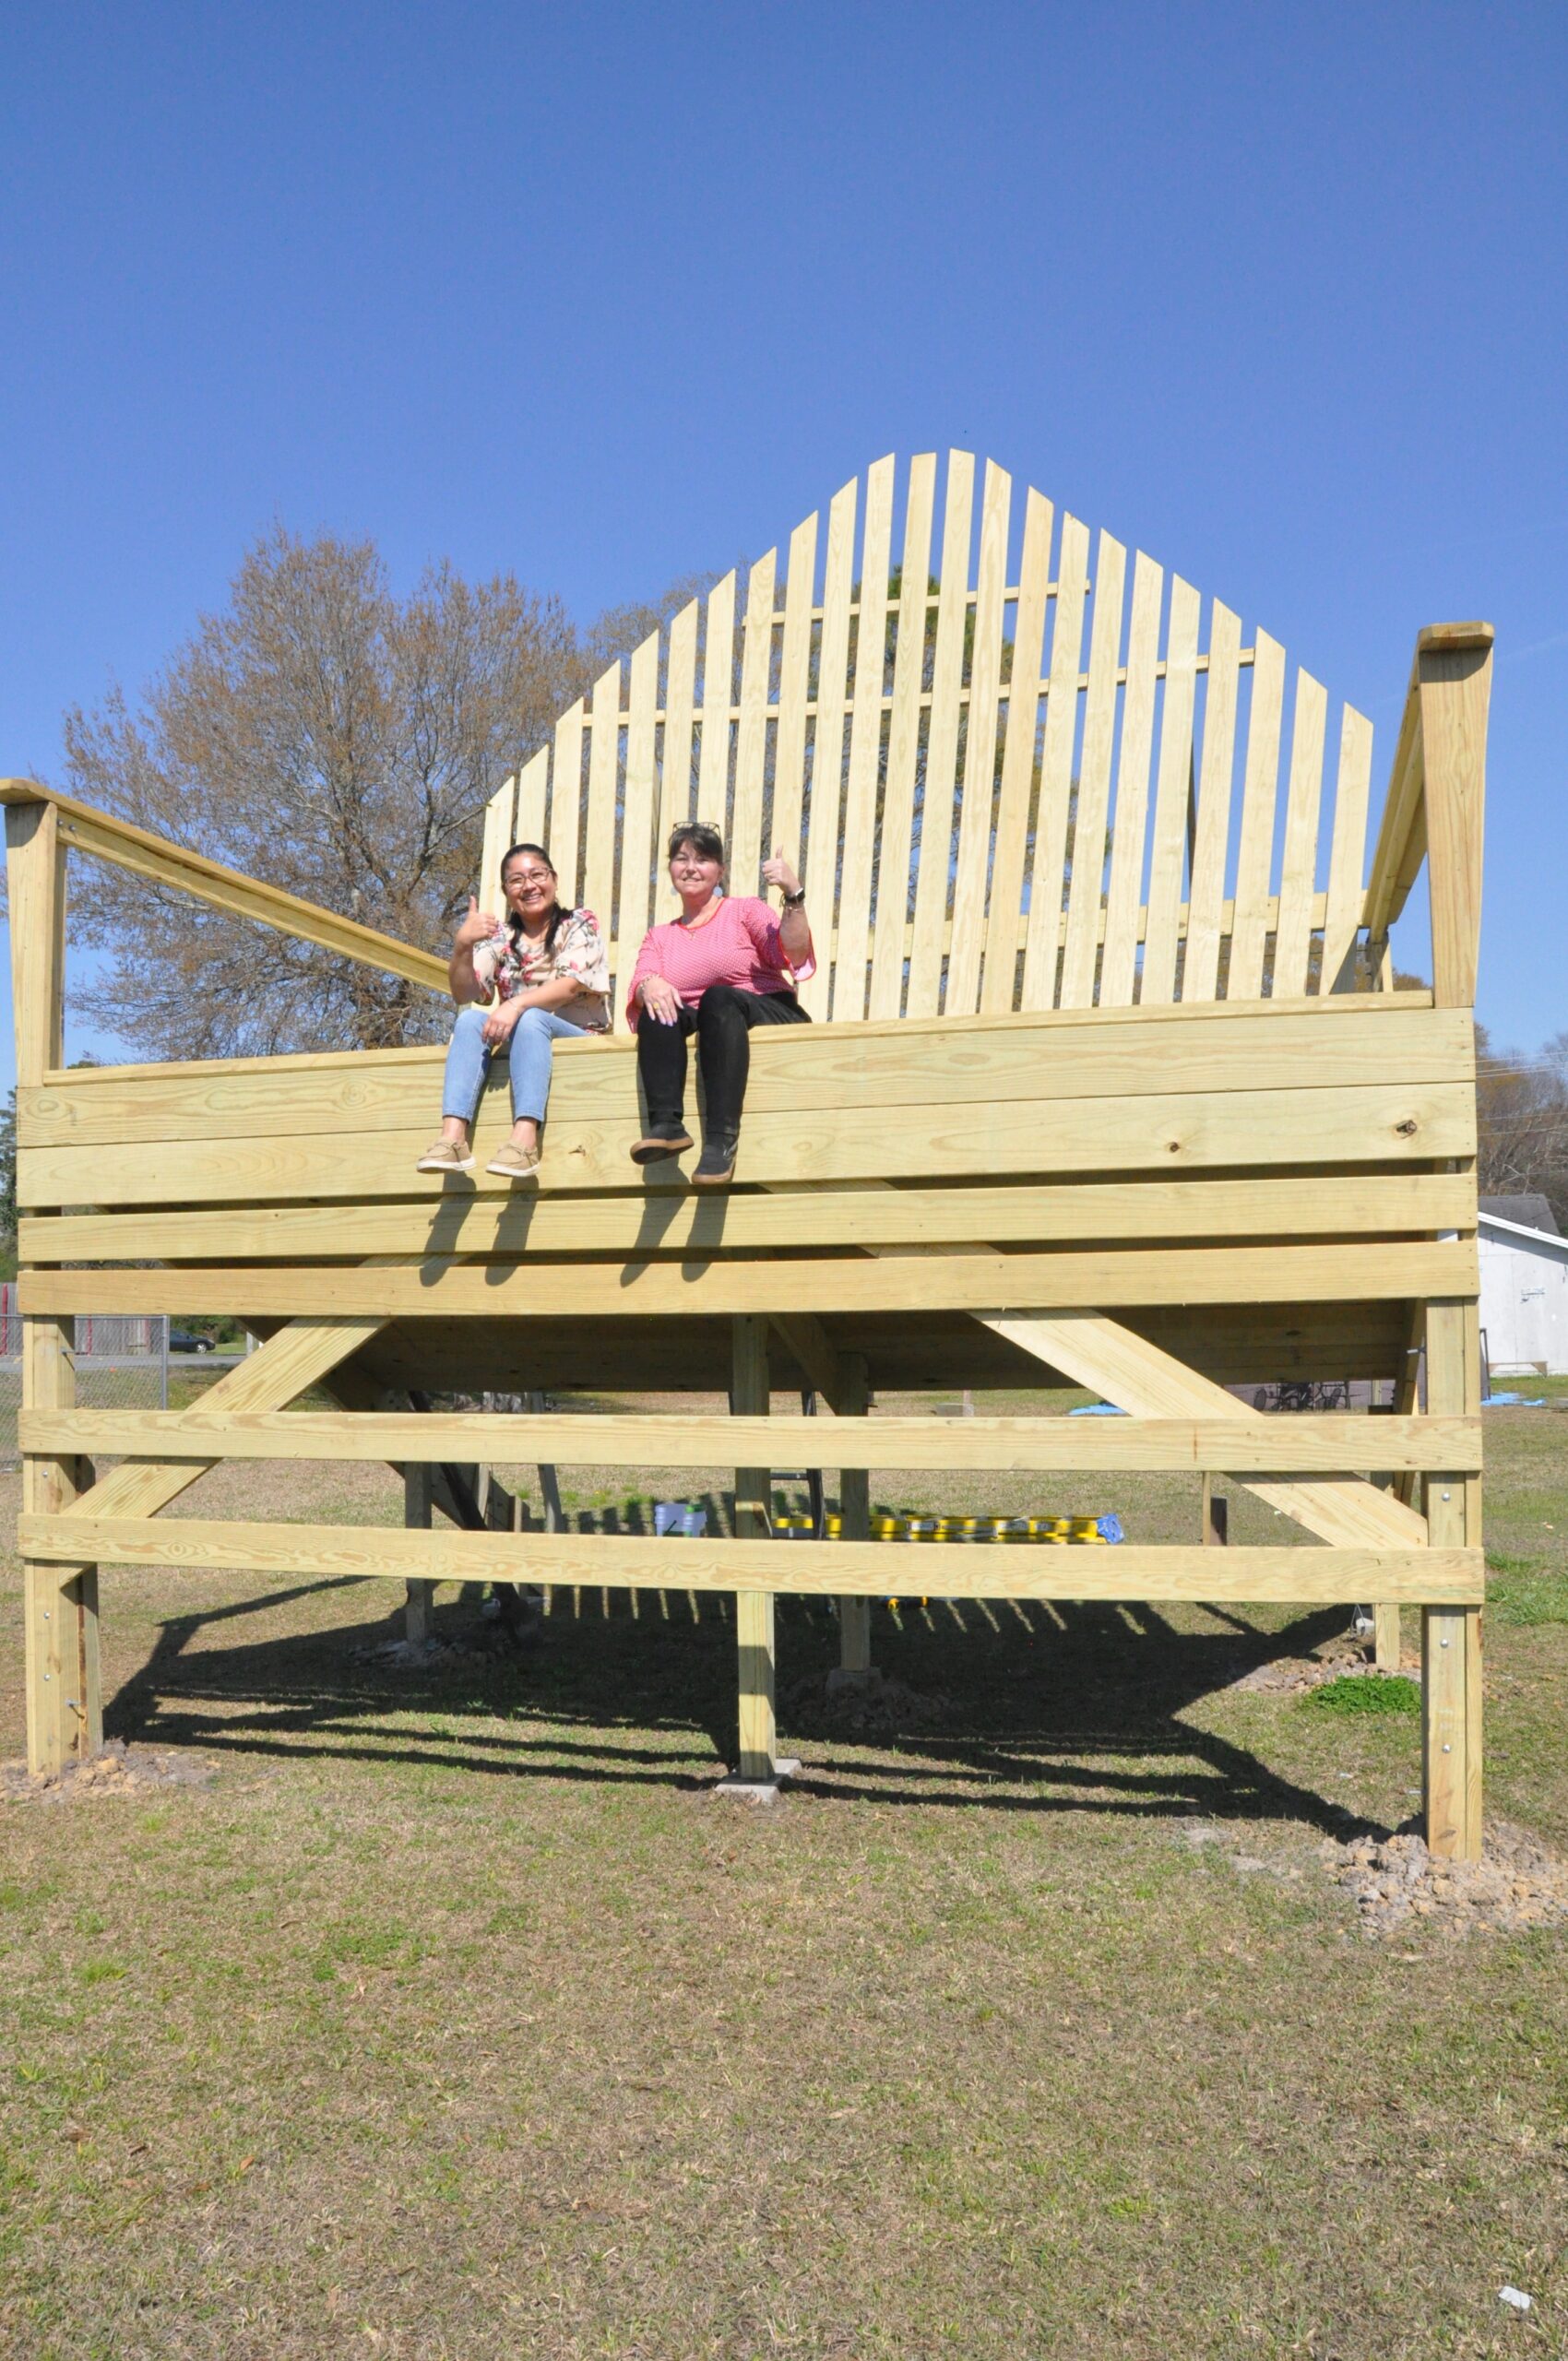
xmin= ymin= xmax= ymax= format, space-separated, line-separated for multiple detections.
xmin=417 ymin=842 xmax=609 ymax=1184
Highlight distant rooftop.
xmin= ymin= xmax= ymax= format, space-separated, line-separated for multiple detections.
xmin=1480 ymin=1193 xmax=1562 ymax=1237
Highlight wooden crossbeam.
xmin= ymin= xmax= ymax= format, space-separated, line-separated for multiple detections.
xmin=19 ymin=1240 xmax=1479 ymax=1323
xmin=58 ymin=1315 xmax=387 ymax=1526
xmin=980 ymin=1311 xmax=1431 ymax=1550
xmin=0 ymin=779 xmax=446 ymax=997
xmin=21 ymin=1408 xmax=1483 ymax=1475
xmin=19 ymin=1514 xmax=1483 ymax=1607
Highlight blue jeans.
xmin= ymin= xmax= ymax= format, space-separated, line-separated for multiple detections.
xmin=441 ymin=1003 xmax=593 ymax=1127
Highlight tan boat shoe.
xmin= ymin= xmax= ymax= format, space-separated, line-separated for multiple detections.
xmin=485 ymin=1141 xmax=541 ymax=1184
xmin=416 ymin=1137 xmax=475 ymax=1174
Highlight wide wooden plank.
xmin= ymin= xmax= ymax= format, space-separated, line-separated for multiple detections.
xmin=980 ymin=487 xmax=1053 ymax=1014
xmin=799 ymin=477 xmax=858 ymax=1019
xmin=1058 ymin=530 xmax=1127 ymax=1010
xmin=550 ymin=698 xmax=586 ymax=912
xmin=907 ymin=451 xmax=975 ymax=1018
xmin=18 ymin=1514 xmax=1485 ymax=1607
xmin=20 ymin=1003 xmax=1474 ymax=1148
xmin=1181 ymin=600 xmax=1242 ymax=1003
xmin=614 ymin=630 xmax=660 ymax=966
xmin=514 ymin=742 xmax=550 ymax=849
xmin=1274 ymin=670 xmax=1328 ymax=995
xmin=944 ymin=459 xmax=1011 ymax=1016
xmin=478 ymin=775 xmax=516 ymax=919
xmin=867 ymin=455 xmax=936 ymax=1018
xmin=582 ymin=661 xmax=623 ymax=947
xmin=771 ymin=510 xmax=818 ymax=873
xmin=1227 ymin=630 xmax=1286 ymax=1000
xmin=20 ymin=1239 xmax=1477 ymax=1322
xmin=21 ymin=1169 xmax=1475 ymax=1266
xmin=27 ymin=1408 xmax=1481 ymax=1475
xmin=1140 ymin=575 xmax=1202 ymax=1004
xmin=695 ymin=569 xmax=737 ymax=830
xmin=1321 ymin=706 xmax=1373 ymax=994
xmin=731 ymin=550 xmax=778 ymax=889
xmin=656 ymin=599 xmax=700 ymax=913
xmin=18 ymin=1077 xmax=1478 ymax=1209
xmin=831 ymin=458 xmax=895 ymax=1021
xmin=1099 ymin=551 xmax=1164 ymax=1006
xmin=1022 ymin=513 xmax=1090 ymax=1009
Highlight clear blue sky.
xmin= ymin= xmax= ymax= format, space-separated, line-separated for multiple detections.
xmin=3 ymin=2 xmax=1564 ymax=1081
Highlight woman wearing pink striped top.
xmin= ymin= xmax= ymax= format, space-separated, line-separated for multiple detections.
xmin=625 ymin=821 xmax=815 ymax=1184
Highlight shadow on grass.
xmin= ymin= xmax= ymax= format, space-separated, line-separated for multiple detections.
xmin=102 ymin=1576 xmax=1381 ymax=1840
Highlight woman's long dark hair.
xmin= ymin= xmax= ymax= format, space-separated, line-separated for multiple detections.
xmin=501 ymin=842 xmax=570 ymax=956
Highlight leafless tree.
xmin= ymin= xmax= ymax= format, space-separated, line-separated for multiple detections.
xmin=59 ymin=528 xmax=698 ymax=1059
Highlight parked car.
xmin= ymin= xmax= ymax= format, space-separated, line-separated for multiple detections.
xmin=170 ymin=1330 xmax=216 ymax=1354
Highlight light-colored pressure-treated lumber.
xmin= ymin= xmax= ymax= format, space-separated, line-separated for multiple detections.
xmin=1098 ymin=550 xmax=1164 ymax=1007
xmin=868 ymin=457 xmax=936 ymax=1019
xmin=18 ymin=1002 xmax=1472 ymax=1149
xmin=656 ymin=599 xmax=699 ymax=908
xmin=21 ymin=1240 xmax=1478 ymax=1324
xmin=1139 ymin=576 xmax=1201 ymax=1004
xmin=7 ymin=802 xmax=99 ymax=1774
xmin=731 ymin=552 xmax=778 ymax=890
xmin=583 ymin=661 xmax=622 ymax=950
xmin=1417 ymin=627 xmax=1492 ymax=1010
xmin=615 ymin=631 xmax=659 ymax=963
xmin=944 ymin=460 xmax=1011 ymax=1015
xmin=799 ymin=478 xmax=857 ymax=1018
xmin=1226 ymin=630 xmax=1287 ymax=1001
xmin=19 ymin=1167 xmax=1477 ymax=1268
xmin=550 ymin=699 xmax=586 ymax=913
xmin=829 ymin=460 xmax=894 ymax=1022
xmin=1182 ymin=600 xmax=1242 ymax=1003
xmin=25 ymin=1408 xmax=1481 ymax=1474
xmin=980 ymin=1311 xmax=1432 ymax=1551
xmin=58 ymin=1315 xmax=387 ymax=1528
xmin=1273 ymin=670 xmax=1327 ymax=996
xmin=1323 ymin=707 xmax=1373 ymax=994
xmin=980 ymin=487 xmax=1053 ymax=1013
xmin=1059 ymin=530 xmax=1127 ymax=1009
xmin=23 ymin=1514 xmax=1484 ymax=1608
xmin=1 ymin=780 xmax=446 ymax=998
xmin=1022 ymin=514 xmax=1090 ymax=1010
xmin=771 ymin=509 xmax=818 ymax=876
xmin=18 ymin=1079 xmax=1477 ymax=1209
xmin=732 ymin=1314 xmax=776 ymax=1780
xmin=1422 ymin=1297 xmax=1483 ymax=1859
xmin=907 ymin=454 xmax=975 ymax=1018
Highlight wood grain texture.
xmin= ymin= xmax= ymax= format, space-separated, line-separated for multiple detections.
xmin=831 ymin=459 xmax=895 ymax=1020
xmin=980 ymin=487 xmax=1053 ymax=1014
xmin=1059 ymin=530 xmax=1127 ymax=1009
xmin=1099 ymin=552 xmax=1164 ymax=1006
xmin=944 ymin=460 xmax=1011 ymax=1015
xmin=1140 ymin=576 xmax=1201 ymax=1003
xmin=731 ymin=551 xmax=778 ymax=890
xmin=1322 ymin=706 xmax=1373 ymax=993
xmin=695 ymin=570 xmax=737 ymax=835
xmin=907 ymin=451 xmax=975 ymax=1018
xmin=550 ymin=700 xmax=586 ymax=912
xmin=1418 ymin=635 xmax=1492 ymax=1009
xmin=27 ymin=1408 xmax=1481 ymax=1475
xmin=20 ymin=1240 xmax=1478 ymax=1322
xmin=980 ymin=1309 xmax=1432 ymax=1550
xmin=868 ymin=455 xmax=936 ymax=1019
xmin=656 ymin=599 xmax=700 ymax=912
xmin=799 ymin=477 xmax=858 ymax=1018
xmin=1181 ymin=600 xmax=1242 ymax=1003
xmin=1022 ymin=513 xmax=1090 ymax=1009
xmin=1227 ymin=630 xmax=1286 ymax=1001
xmin=22 ymin=1169 xmax=1475 ymax=1267
xmin=1273 ymin=670 xmax=1328 ymax=996
xmin=771 ymin=510 xmax=818 ymax=876
xmin=19 ymin=1514 xmax=1485 ymax=1608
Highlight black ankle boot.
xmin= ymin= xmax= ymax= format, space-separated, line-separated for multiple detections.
xmin=693 ymin=1131 xmax=739 ymax=1186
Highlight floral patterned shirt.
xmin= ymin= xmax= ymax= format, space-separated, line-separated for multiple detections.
xmin=472 ymin=908 xmax=611 ymax=1031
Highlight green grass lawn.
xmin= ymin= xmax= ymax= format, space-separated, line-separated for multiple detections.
xmin=2 ymin=1394 xmax=1566 ymax=2359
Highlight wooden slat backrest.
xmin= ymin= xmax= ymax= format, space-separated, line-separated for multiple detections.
xmin=472 ymin=452 xmax=1385 ymax=1015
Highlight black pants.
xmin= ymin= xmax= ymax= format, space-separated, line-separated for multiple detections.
xmin=636 ymin=986 xmax=809 ymax=1135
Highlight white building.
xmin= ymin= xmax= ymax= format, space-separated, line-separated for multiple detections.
xmin=1479 ymin=1203 xmax=1568 ymax=1376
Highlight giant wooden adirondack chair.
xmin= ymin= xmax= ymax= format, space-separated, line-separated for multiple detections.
xmin=6 ymin=451 xmax=1491 ymax=1850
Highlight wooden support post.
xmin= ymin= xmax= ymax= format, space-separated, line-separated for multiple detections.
xmin=1417 ymin=626 xmax=1491 ymax=1011
xmin=1201 ymin=1474 xmax=1228 ymax=1548
xmin=731 ymin=1314 xmax=776 ymax=1781
xmin=8 ymin=800 xmax=100 ymax=1775
xmin=404 ymin=1460 xmax=434 ymax=1644
xmin=837 ymin=1353 xmax=873 ymax=1677
xmin=1422 ymin=1300 xmax=1482 ymax=1859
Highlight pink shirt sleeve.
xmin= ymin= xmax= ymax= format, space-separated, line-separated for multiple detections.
xmin=734 ymin=895 xmax=815 ymax=983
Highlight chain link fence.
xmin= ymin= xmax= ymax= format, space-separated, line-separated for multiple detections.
xmin=0 ymin=1285 xmax=168 ymax=1468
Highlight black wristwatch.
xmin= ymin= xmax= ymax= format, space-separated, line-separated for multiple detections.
xmin=782 ymin=887 xmax=806 ymax=908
